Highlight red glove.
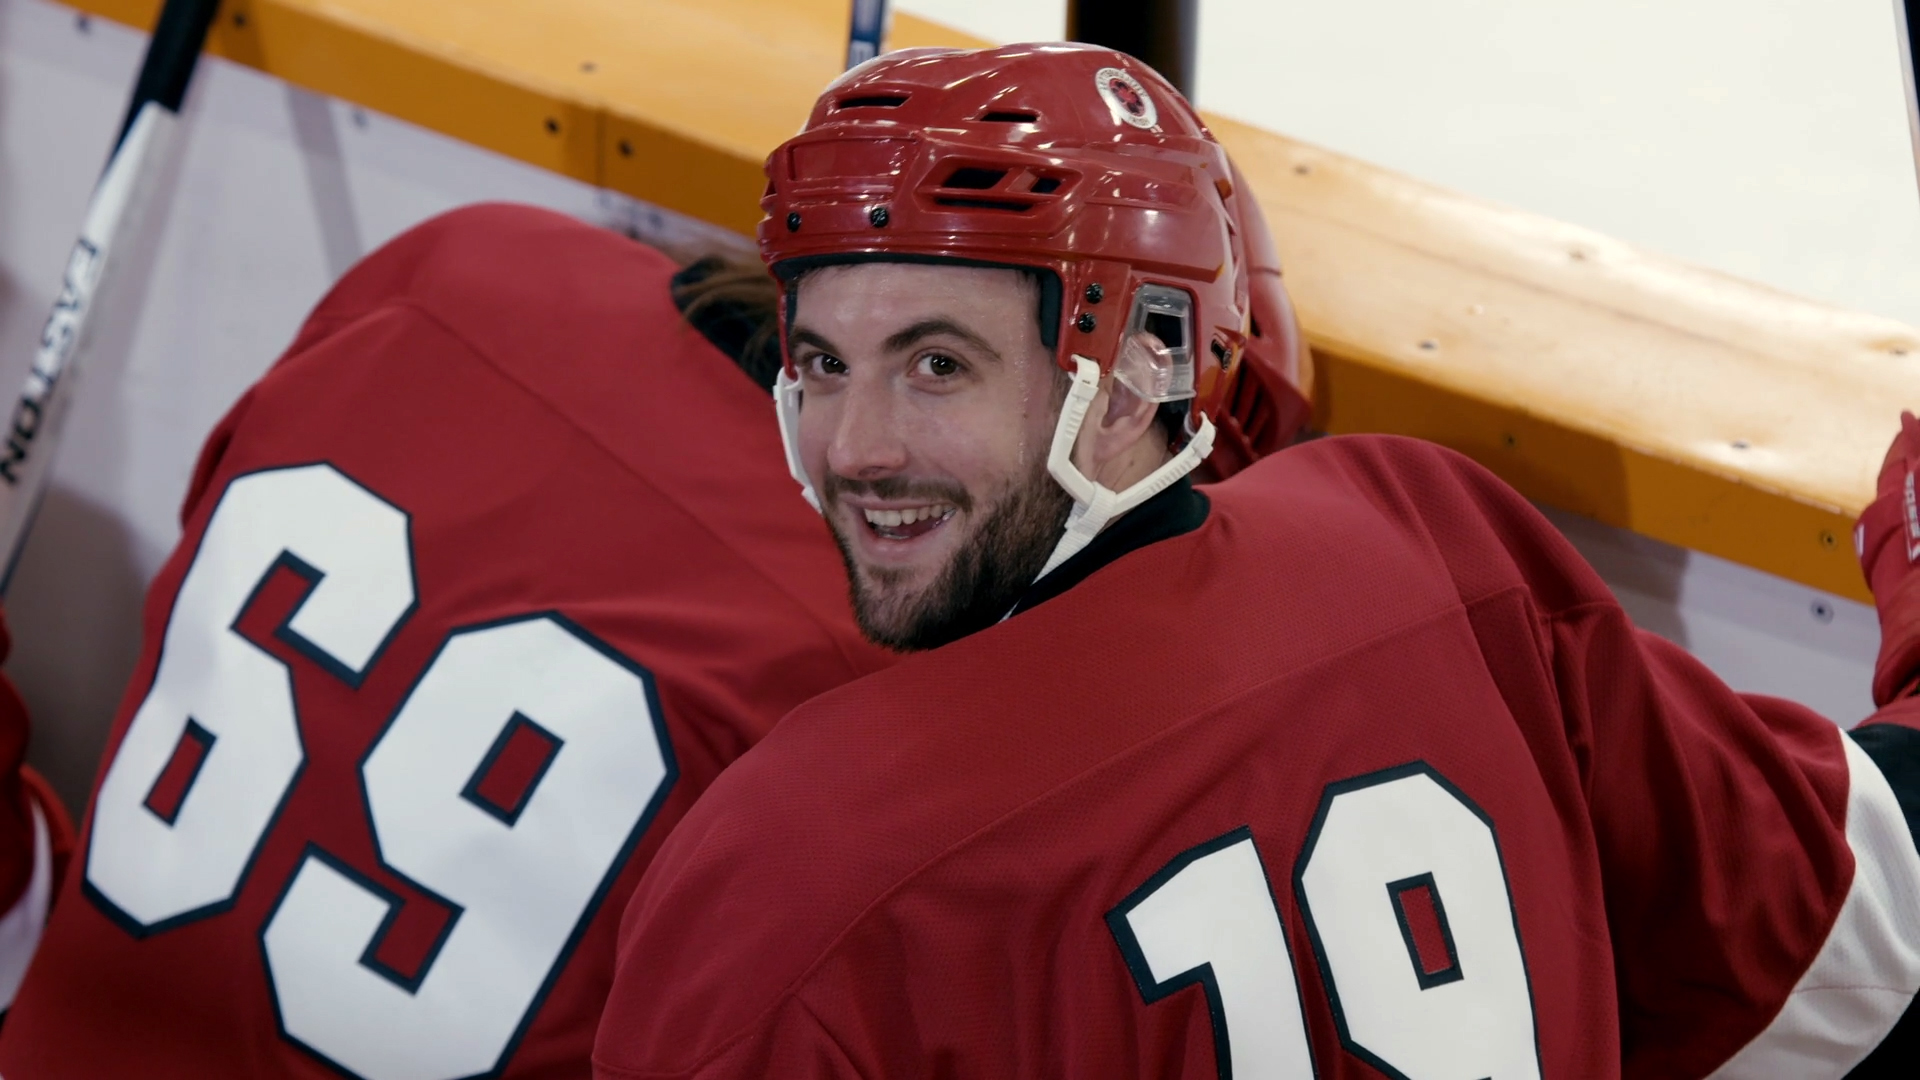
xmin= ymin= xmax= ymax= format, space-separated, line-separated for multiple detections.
xmin=1859 ymin=411 xmax=1920 ymax=706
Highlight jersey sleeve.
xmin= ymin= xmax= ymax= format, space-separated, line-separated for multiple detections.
xmin=0 ymin=607 xmax=75 ymax=1011
xmin=1360 ymin=437 xmax=1920 ymax=1079
xmin=1547 ymin=604 xmax=1920 ymax=1078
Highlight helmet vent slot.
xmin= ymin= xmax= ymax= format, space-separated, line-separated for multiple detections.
xmin=942 ymin=167 xmax=1009 ymax=190
xmin=1030 ymin=176 xmax=1063 ymax=195
xmin=980 ymin=110 xmax=1039 ymax=123
xmin=933 ymin=196 xmax=1034 ymax=212
xmin=836 ymin=94 xmax=909 ymax=110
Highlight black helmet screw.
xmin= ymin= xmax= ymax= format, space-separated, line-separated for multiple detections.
xmin=786 ymin=212 xmax=801 ymax=232
xmin=869 ymin=205 xmax=890 ymax=227
xmin=1084 ymin=283 xmax=1104 ymax=303
xmin=1075 ymin=313 xmax=1097 ymax=333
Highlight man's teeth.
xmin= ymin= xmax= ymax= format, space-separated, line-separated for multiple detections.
xmin=863 ymin=505 xmax=955 ymax=528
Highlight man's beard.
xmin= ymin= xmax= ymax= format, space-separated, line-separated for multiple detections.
xmin=823 ymin=460 xmax=1073 ymax=652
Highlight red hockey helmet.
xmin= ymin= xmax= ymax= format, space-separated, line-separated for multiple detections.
xmin=771 ymin=43 xmax=1315 ymax=417
xmin=1207 ymin=158 xmax=1313 ymax=479
xmin=760 ymin=43 xmax=1311 ymax=568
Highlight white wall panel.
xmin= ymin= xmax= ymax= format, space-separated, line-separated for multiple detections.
xmin=1542 ymin=507 xmax=1877 ymax=727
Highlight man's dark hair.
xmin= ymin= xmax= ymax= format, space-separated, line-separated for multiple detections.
xmin=671 ymin=254 xmax=783 ymax=391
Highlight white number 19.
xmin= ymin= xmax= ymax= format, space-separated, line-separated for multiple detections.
xmin=1109 ymin=764 xmax=1542 ymax=1080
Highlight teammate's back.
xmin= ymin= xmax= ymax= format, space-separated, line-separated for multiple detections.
xmin=0 ymin=203 xmax=891 ymax=1079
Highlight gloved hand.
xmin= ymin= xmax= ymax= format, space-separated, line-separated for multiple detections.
xmin=1859 ymin=411 xmax=1920 ymax=706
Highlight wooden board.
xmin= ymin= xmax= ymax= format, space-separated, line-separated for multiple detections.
xmin=66 ymin=0 xmax=1920 ymax=600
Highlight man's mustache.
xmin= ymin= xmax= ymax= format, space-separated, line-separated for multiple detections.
xmin=820 ymin=473 xmax=974 ymax=513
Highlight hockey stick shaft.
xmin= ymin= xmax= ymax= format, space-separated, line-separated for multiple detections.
xmin=0 ymin=0 xmax=222 ymax=590
xmin=1898 ymin=0 xmax=1920 ymax=200
xmin=846 ymin=0 xmax=890 ymax=70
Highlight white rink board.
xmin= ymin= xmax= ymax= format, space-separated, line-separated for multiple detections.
xmin=0 ymin=0 xmax=1887 ymax=813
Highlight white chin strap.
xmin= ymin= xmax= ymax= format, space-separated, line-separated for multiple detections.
xmin=1037 ymin=356 xmax=1213 ymax=582
xmin=774 ymin=368 xmax=821 ymax=512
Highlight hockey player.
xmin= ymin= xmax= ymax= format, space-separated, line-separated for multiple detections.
xmin=592 ymin=44 xmax=1920 ymax=1078
xmin=0 ymin=203 xmax=892 ymax=1078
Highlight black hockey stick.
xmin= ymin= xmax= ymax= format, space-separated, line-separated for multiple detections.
xmin=0 ymin=0 xmax=223 ymax=590
xmin=847 ymin=0 xmax=890 ymax=70
xmin=1898 ymin=0 xmax=1920 ymax=198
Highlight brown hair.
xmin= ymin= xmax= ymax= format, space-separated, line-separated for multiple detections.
xmin=671 ymin=252 xmax=783 ymax=390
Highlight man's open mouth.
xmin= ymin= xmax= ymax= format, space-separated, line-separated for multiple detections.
xmin=862 ymin=503 xmax=957 ymax=541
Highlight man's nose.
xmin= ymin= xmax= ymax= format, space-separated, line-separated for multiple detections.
xmin=823 ymin=377 xmax=910 ymax=481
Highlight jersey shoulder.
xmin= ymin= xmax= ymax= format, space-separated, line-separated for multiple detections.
xmin=1223 ymin=433 xmax=1612 ymax=615
xmin=191 ymin=205 xmax=868 ymax=642
xmin=292 ymin=203 xmax=680 ymax=351
xmin=278 ymin=203 xmax=766 ymax=456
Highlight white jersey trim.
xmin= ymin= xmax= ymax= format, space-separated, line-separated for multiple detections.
xmin=1708 ymin=732 xmax=1920 ymax=1078
xmin=0 ymin=798 xmax=52 ymax=1010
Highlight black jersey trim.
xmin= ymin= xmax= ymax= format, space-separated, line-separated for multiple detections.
xmin=1008 ymin=478 xmax=1208 ymax=618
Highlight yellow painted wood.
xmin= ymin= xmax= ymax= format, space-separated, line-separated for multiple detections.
xmin=63 ymin=0 xmax=1919 ymax=600
xmin=1217 ymin=120 xmax=1913 ymax=601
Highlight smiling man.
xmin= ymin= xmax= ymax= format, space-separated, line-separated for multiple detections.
xmin=594 ymin=43 xmax=1920 ymax=1079
xmin=793 ymin=262 xmax=1075 ymax=648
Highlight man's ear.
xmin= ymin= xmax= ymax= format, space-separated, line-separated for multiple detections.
xmin=1070 ymin=376 xmax=1166 ymax=489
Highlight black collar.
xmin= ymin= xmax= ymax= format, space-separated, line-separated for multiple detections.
xmin=1007 ymin=478 xmax=1209 ymax=618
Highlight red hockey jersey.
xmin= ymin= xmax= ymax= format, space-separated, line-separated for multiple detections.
xmin=0 ymin=204 xmax=890 ymax=1079
xmin=594 ymin=434 xmax=1920 ymax=1079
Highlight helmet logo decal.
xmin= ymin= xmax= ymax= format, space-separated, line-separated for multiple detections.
xmin=1095 ymin=66 xmax=1158 ymax=129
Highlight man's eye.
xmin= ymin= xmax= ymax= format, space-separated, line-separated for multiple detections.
xmin=922 ymin=353 xmax=960 ymax=377
xmin=808 ymin=354 xmax=847 ymax=376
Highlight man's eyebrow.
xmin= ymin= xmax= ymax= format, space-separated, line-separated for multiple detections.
xmin=788 ymin=328 xmax=838 ymax=356
xmin=883 ymin=318 xmax=1004 ymax=364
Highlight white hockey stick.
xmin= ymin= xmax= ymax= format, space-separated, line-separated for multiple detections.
xmin=0 ymin=0 xmax=221 ymax=590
